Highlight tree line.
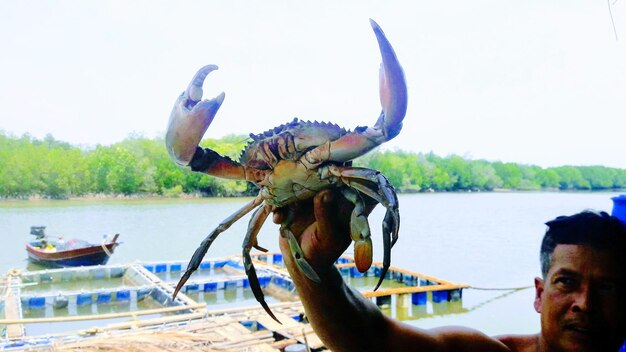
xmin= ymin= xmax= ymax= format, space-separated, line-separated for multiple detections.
xmin=0 ymin=131 xmax=624 ymax=199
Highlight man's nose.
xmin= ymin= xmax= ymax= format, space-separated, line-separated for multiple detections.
xmin=571 ymin=285 xmax=592 ymax=313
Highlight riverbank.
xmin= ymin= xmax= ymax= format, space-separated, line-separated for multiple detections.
xmin=2 ymin=188 xmax=624 ymax=203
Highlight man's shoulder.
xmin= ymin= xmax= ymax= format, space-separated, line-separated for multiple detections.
xmin=494 ymin=333 xmax=538 ymax=352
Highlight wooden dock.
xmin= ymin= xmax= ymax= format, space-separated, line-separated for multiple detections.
xmin=1 ymin=254 xmax=469 ymax=350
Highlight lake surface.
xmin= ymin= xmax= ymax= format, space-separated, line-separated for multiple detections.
xmin=0 ymin=192 xmax=622 ymax=336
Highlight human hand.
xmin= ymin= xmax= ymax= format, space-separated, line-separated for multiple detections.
xmin=273 ymin=189 xmax=377 ymax=273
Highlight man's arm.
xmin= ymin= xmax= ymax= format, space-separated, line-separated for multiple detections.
xmin=275 ymin=189 xmax=510 ymax=352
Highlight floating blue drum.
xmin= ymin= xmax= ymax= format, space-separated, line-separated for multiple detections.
xmin=76 ymin=293 xmax=93 ymax=305
xmin=350 ymin=267 xmax=364 ymax=278
xmin=186 ymin=283 xmax=200 ymax=293
xmin=203 ymin=282 xmax=218 ymax=292
xmin=116 ymin=290 xmax=131 ymax=302
xmin=155 ymin=264 xmax=167 ymax=273
xmin=170 ymin=263 xmax=182 ymax=272
xmin=272 ymin=253 xmax=283 ymax=265
xmin=28 ymin=296 xmax=46 ymax=309
xmin=97 ymin=292 xmax=112 ymax=304
xmin=432 ymin=290 xmax=449 ymax=303
xmin=612 ymin=195 xmax=626 ymax=225
xmin=200 ymin=262 xmax=211 ymax=270
xmin=411 ymin=292 xmax=427 ymax=306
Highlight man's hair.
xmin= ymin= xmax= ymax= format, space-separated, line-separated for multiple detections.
xmin=540 ymin=210 xmax=626 ymax=277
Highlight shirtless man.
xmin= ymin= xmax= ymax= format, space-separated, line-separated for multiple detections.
xmin=273 ymin=189 xmax=626 ymax=352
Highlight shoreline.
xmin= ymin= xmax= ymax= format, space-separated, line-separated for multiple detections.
xmin=1 ymin=188 xmax=624 ymax=203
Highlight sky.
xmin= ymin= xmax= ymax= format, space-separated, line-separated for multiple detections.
xmin=1 ymin=1 xmax=625 ymax=169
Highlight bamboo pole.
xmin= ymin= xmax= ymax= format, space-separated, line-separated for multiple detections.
xmin=0 ymin=302 xmax=206 ymax=325
xmin=362 ymin=283 xmax=468 ymax=298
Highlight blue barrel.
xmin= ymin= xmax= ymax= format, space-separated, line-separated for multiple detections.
xmin=432 ymin=290 xmax=449 ymax=303
xmin=612 ymin=195 xmax=626 ymax=225
xmin=412 ymin=292 xmax=427 ymax=305
xmin=203 ymin=282 xmax=218 ymax=292
xmin=272 ymin=253 xmax=283 ymax=265
xmin=350 ymin=267 xmax=364 ymax=278
xmin=155 ymin=264 xmax=167 ymax=273
xmin=259 ymin=276 xmax=271 ymax=287
xmin=186 ymin=283 xmax=200 ymax=293
xmin=116 ymin=290 xmax=131 ymax=302
xmin=28 ymin=296 xmax=46 ymax=309
xmin=97 ymin=292 xmax=112 ymax=304
xmin=214 ymin=260 xmax=228 ymax=268
xmin=77 ymin=293 xmax=92 ymax=305
xmin=200 ymin=262 xmax=211 ymax=270
xmin=170 ymin=264 xmax=182 ymax=272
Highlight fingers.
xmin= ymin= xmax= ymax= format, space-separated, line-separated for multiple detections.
xmin=300 ymin=189 xmax=353 ymax=265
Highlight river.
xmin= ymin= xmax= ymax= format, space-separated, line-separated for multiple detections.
xmin=0 ymin=191 xmax=621 ymax=336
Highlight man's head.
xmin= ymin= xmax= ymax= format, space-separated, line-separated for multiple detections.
xmin=540 ymin=210 xmax=626 ymax=278
xmin=534 ymin=210 xmax=626 ymax=351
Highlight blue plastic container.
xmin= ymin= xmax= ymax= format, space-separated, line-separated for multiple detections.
xmin=116 ymin=290 xmax=131 ymax=302
xmin=186 ymin=283 xmax=200 ymax=293
xmin=272 ymin=253 xmax=283 ymax=265
xmin=76 ymin=293 xmax=92 ymax=305
xmin=170 ymin=264 xmax=182 ymax=272
xmin=350 ymin=267 xmax=364 ymax=278
xmin=612 ymin=195 xmax=626 ymax=225
xmin=155 ymin=264 xmax=167 ymax=273
xmin=203 ymin=282 xmax=218 ymax=292
xmin=411 ymin=292 xmax=427 ymax=305
xmin=432 ymin=290 xmax=449 ymax=303
xmin=97 ymin=292 xmax=112 ymax=304
xmin=28 ymin=296 xmax=46 ymax=309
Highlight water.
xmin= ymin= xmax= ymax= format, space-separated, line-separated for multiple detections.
xmin=0 ymin=192 xmax=621 ymax=336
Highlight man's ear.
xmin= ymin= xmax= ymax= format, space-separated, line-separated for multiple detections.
xmin=534 ymin=277 xmax=544 ymax=313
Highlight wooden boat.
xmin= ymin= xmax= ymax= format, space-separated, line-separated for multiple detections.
xmin=25 ymin=226 xmax=121 ymax=267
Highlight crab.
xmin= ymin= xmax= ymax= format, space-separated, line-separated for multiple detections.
xmin=166 ymin=19 xmax=407 ymax=322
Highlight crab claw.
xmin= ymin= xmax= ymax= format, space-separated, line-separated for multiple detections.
xmin=370 ymin=19 xmax=407 ymax=141
xmin=166 ymin=65 xmax=225 ymax=166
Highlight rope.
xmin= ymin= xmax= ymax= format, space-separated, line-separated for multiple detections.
xmin=101 ymin=235 xmax=113 ymax=257
xmin=469 ymin=285 xmax=533 ymax=291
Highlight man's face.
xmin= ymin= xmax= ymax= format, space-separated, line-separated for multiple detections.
xmin=534 ymin=244 xmax=626 ymax=352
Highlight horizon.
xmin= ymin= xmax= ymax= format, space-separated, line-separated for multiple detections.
xmin=1 ymin=1 xmax=625 ymax=169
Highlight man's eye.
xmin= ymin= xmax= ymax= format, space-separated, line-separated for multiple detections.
xmin=555 ymin=277 xmax=575 ymax=288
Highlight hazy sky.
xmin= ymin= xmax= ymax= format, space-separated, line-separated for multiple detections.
xmin=1 ymin=1 xmax=625 ymax=168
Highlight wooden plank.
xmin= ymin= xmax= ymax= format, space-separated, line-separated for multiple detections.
xmin=0 ymin=302 xmax=206 ymax=325
xmin=3 ymin=273 xmax=24 ymax=339
xmin=363 ymin=283 xmax=468 ymax=298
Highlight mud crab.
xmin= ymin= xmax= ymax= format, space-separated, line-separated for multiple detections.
xmin=166 ymin=19 xmax=407 ymax=322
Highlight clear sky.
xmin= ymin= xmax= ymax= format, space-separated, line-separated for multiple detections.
xmin=1 ymin=1 xmax=625 ymax=168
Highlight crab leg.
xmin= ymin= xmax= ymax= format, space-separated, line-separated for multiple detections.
xmin=280 ymin=208 xmax=322 ymax=284
xmin=242 ymin=204 xmax=281 ymax=323
xmin=302 ymin=19 xmax=407 ymax=168
xmin=329 ymin=166 xmax=400 ymax=291
xmin=340 ymin=188 xmax=373 ymax=273
xmin=173 ymin=195 xmax=264 ymax=299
